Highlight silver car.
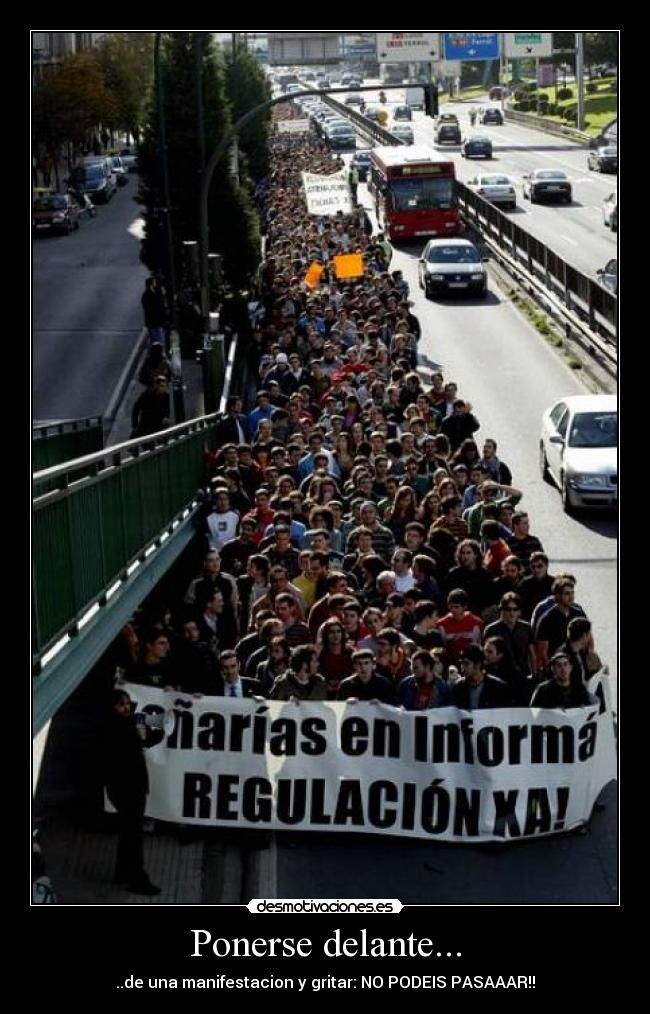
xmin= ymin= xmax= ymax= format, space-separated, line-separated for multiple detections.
xmin=602 ymin=192 xmax=617 ymax=231
xmin=467 ymin=173 xmax=516 ymax=210
xmin=391 ymin=123 xmax=414 ymax=145
xmin=540 ymin=394 xmax=617 ymax=511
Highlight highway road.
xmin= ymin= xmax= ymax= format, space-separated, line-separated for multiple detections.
xmin=318 ymin=83 xmax=618 ymax=278
xmin=32 ymin=180 xmax=146 ymax=423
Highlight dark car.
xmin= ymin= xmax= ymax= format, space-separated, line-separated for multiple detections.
xmin=462 ymin=134 xmax=493 ymax=159
xmin=478 ymin=107 xmax=504 ymax=125
xmin=489 ymin=86 xmax=509 ymax=100
xmin=325 ymin=124 xmax=357 ymax=150
xmin=435 ymin=123 xmax=461 ymax=145
xmin=33 ymin=193 xmax=81 ymax=235
xmin=523 ymin=169 xmax=572 ymax=204
xmin=69 ymin=162 xmax=116 ymax=204
xmin=344 ymin=93 xmax=364 ymax=106
xmin=588 ymin=145 xmax=617 ymax=173
xmin=351 ymin=150 xmax=372 ymax=181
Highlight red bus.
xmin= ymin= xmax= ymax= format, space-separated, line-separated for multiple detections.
xmin=368 ymin=146 xmax=460 ymax=242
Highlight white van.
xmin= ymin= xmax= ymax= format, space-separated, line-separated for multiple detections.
xmin=405 ymin=86 xmax=424 ymax=110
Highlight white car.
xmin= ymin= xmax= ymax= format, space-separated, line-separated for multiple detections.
xmin=602 ymin=192 xmax=617 ymax=231
xmin=540 ymin=394 xmax=617 ymax=511
xmin=467 ymin=173 xmax=516 ymax=210
xmin=418 ymin=238 xmax=488 ymax=300
xmin=391 ymin=123 xmax=414 ymax=145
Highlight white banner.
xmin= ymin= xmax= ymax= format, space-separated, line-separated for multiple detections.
xmin=505 ymin=32 xmax=553 ymax=58
xmin=277 ymin=119 xmax=310 ymax=134
xmin=376 ymin=32 xmax=440 ymax=63
xmin=123 ymin=674 xmax=616 ymax=843
xmin=302 ymin=170 xmax=353 ymax=216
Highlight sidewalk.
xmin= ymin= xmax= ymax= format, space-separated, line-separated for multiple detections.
xmin=41 ymin=817 xmax=204 ymax=905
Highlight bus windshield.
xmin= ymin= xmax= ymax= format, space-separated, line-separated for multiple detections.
xmin=389 ymin=177 xmax=455 ymax=212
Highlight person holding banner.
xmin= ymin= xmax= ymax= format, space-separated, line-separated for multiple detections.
xmin=103 ymin=689 xmax=160 ymax=896
xmin=397 ymin=650 xmax=453 ymax=711
xmin=337 ymin=649 xmax=395 ymax=704
xmin=529 ymin=652 xmax=592 ymax=709
xmin=452 ymin=645 xmax=513 ymax=710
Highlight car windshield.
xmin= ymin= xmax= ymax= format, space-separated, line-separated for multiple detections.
xmin=602 ymin=146 xmax=617 ymax=156
xmin=480 ymin=175 xmax=510 ymax=185
xmin=535 ymin=171 xmax=568 ymax=180
xmin=354 ymin=153 xmax=371 ymax=163
xmin=391 ymin=178 xmax=456 ymax=212
xmin=470 ymin=136 xmax=490 ymax=143
xmin=34 ymin=196 xmax=67 ymax=211
xmin=569 ymin=412 xmax=617 ymax=448
xmin=74 ymin=166 xmax=103 ymax=182
xmin=426 ymin=244 xmax=480 ymax=264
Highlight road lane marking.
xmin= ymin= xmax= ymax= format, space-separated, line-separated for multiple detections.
xmin=560 ymin=234 xmax=579 ymax=245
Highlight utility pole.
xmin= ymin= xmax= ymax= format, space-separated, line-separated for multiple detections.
xmin=576 ymin=32 xmax=585 ymax=131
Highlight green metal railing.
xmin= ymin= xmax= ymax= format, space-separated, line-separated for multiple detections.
xmin=32 ymin=414 xmax=218 ymax=671
xmin=33 ymin=416 xmax=104 ymax=482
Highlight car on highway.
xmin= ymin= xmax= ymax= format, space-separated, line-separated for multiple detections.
xmin=393 ymin=105 xmax=413 ymax=121
xmin=325 ymin=123 xmax=357 ymax=150
xmin=540 ymin=394 xmax=617 ymax=511
xmin=588 ymin=145 xmax=618 ymax=173
xmin=435 ymin=122 xmax=461 ymax=145
xmin=437 ymin=113 xmax=459 ymax=126
xmin=478 ymin=107 xmax=504 ymax=125
xmin=522 ymin=169 xmax=572 ymax=204
xmin=467 ymin=173 xmax=516 ymax=210
xmin=345 ymin=92 xmax=364 ymax=106
xmin=391 ymin=123 xmax=415 ymax=144
xmin=602 ymin=193 xmax=617 ymax=231
xmin=418 ymin=237 xmax=488 ymax=300
xmin=119 ymin=146 xmax=138 ymax=172
xmin=461 ymin=134 xmax=493 ymax=159
xmin=596 ymin=257 xmax=617 ymax=295
xmin=350 ymin=149 xmax=372 ymax=181
xmin=316 ymin=76 xmax=330 ymax=90
xmin=489 ymin=86 xmax=510 ymax=100
xmin=33 ymin=192 xmax=81 ymax=235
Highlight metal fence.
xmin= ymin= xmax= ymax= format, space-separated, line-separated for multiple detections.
xmin=32 ymin=416 xmax=104 ymax=477
xmin=32 ymin=414 xmax=218 ymax=668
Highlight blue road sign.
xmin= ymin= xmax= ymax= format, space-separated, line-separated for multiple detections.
xmin=442 ymin=32 xmax=500 ymax=61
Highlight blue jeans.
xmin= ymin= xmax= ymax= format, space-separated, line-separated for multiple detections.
xmin=148 ymin=326 xmax=166 ymax=345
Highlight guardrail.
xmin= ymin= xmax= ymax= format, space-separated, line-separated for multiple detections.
xmin=33 ymin=416 xmax=104 ymax=476
xmin=32 ymin=414 xmax=219 ymax=672
xmin=503 ymin=108 xmax=593 ymax=145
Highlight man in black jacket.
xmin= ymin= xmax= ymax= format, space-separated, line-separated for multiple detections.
xmin=530 ymin=652 xmax=592 ymax=709
xmin=215 ymin=396 xmax=248 ymax=444
xmin=440 ymin=399 xmax=480 ymax=452
xmin=452 ymin=644 xmax=512 ymax=709
xmin=104 ymin=689 xmax=160 ymax=895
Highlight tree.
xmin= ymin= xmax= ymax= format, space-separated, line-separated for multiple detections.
xmin=225 ymin=40 xmax=272 ymax=184
xmin=97 ymin=32 xmax=155 ymax=142
xmin=136 ymin=32 xmax=260 ymax=297
xmin=33 ymin=51 xmax=117 ymax=186
xmin=584 ymin=32 xmax=618 ymax=67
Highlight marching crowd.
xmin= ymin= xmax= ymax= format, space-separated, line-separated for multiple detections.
xmin=106 ymin=116 xmax=604 ymax=892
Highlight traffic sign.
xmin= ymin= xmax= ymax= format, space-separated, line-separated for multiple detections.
xmin=505 ymin=32 xmax=553 ymax=58
xmin=376 ymin=32 xmax=440 ymax=64
xmin=442 ymin=32 xmax=500 ymax=61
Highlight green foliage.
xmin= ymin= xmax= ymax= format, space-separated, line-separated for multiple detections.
xmin=97 ymin=32 xmax=155 ymax=140
xmin=137 ymin=32 xmax=261 ymax=294
xmin=525 ymin=81 xmax=538 ymax=93
xmin=586 ymin=81 xmax=598 ymax=94
xmin=557 ymin=87 xmax=573 ymax=100
xmin=33 ymin=51 xmax=117 ymax=154
xmin=518 ymin=100 xmax=531 ymax=112
xmin=513 ymin=88 xmax=527 ymax=102
xmin=584 ymin=31 xmax=617 ymax=66
xmin=225 ymin=42 xmax=272 ymax=184
xmin=564 ymin=107 xmax=577 ymax=121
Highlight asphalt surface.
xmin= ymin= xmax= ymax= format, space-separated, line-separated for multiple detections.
xmin=32 ymin=179 xmax=146 ymax=422
xmin=320 ymin=83 xmax=618 ymax=277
